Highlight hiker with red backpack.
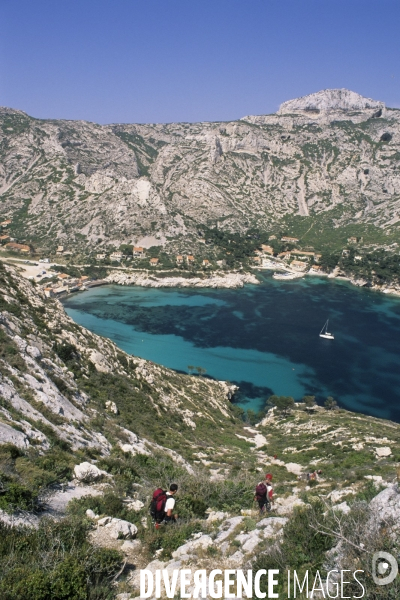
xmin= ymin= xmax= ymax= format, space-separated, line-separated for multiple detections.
xmin=254 ymin=473 xmax=274 ymax=514
xmin=150 ymin=483 xmax=178 ymax=527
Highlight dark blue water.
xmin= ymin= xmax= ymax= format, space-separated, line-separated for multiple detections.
xmin=62 ymin=274 xmax=400 ymax=421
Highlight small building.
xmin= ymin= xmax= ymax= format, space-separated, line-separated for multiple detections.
xmin=310 ymin=265 xmax=323 ymax=272
xmin=0 ymin=234 xmax=10 ymax=244
xmin=5 ymin=242 xmax=30 ymax=253
xmin=290 ymin=260 xmax=308 ymax=271
xmin=79 ymin=276 xmax=90 ymax=283
xmin=268 ymin=235 xmax=277 ymax=240
xmin=348 ymin=237 xmax=358 ymax=244
xmin=354 ymin=255 xmax=363 ymax=262
xmin=342 ymin=249 xmax=350 ymax=257
xmin=198 ymin=238 xmax=206 ymax=244
xmin=110 ymin=251 xmax=123 ymax=261
xmin=133 ymin=246 xmax=144 ymax=256
xmin=176 ymin=255 xmax=184 ymax=264
xmin=52 ymin=286 xmax=67 ymax=296
xmin=63 ymin=251 xmax=72 ymax=256
xmin=291 ymin=250 xmax=314 ymax=257
xmin=56 ymin=245 xmax=64 ymax=255
xmin=0 ymin=220 xmax=11 ymax=227
xmin=57 ymin=273 xmax=70 ymax=280
xmin=96 ymin=253 xmax=106 ymax=260
xmin=202 ymin=259 xmax=210 ymax=267
xmin=281 ymin=236 xmax=299 ymax=243
xmin=261 ymin=244 xmax=274 ymax=254
xmin=186 ymin=255 xmax=195 ymax=263
xmin=278 ymin=251 xmax=291 ymax=260
xmin=149 ymin=257 xmax=159 ymax=266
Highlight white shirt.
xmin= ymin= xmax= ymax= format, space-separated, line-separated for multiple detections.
xmin=165 ymin=493 xmax=176 ymax=512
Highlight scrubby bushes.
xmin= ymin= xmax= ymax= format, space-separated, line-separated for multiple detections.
xmin=0 ymin=517 xmax=122 ymax=600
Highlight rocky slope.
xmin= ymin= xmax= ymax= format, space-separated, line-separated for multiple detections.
xmin=2 ymin=263 xmax=400 ymax=598
xmin=0 ymin=89 xmax=399 ymax=255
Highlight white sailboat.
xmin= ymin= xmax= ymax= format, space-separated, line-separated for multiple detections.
xmin=320 ymin=319 xmax=334 ymax=340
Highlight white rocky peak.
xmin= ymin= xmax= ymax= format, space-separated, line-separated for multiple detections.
xmin=278 ymin=88 xmax=385 ymax=114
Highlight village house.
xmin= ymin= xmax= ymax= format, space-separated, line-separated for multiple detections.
xmin=5 ymin=242 xmax=30 ymax=254
xmin=281 ymin=236 xmax=299 ymax=243
xmin=44 ymin=288 xmax=54 ymax=298
xmin=268 ymin=235 xmax=277 ymax=240
xmin=252 ymin=256 xmax=262 ymax=264
xmin=96 ymin=253 xmax=106 ymax=260
xmin=202 ymin=259 xmax=210 ymax=267
xmin=57 ymin=273 xmax=70 ymax=281
xmin=110 ymin=251 xmax=123 ymax=261
xmin=261 ymin=244 xmax=274 ymax=254
xmin=310 ymin=264 xmax=323 ymax=272
xmin=56 ymin=245 xmax=64 ymax=255
xmin=149 ymin=257 xmax=159 ymax=266
xmin=0 ymin=220 xmax=11 ymax=228
xmin=133 ymin=246 xmax=144 ymax=256
xmin=79 ymin=276 xmax=90 ymax=284
xmin=0 ymin=235 xmax=10 ymax=244
xmin=278 ymin=251 xmax=291 ymax=260
xmin=186 ymin=255 xmax=195 ymax=264
xmin=176 ymin=255 xmax=184 ymax=264
xmin=290 ymin=260 xmax=308 ymax=271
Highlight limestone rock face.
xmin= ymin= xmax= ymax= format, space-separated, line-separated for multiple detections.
xmin=278 ymin=88 xmax=385 ymax=114
xmin=369 ymin=485 xmax=400 ymax=523
xmin=0 ymin=90 xmax=399 ymax=252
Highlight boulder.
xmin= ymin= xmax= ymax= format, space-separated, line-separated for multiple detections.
xmin=73 ymin=462 xmax=107 ymax=482
xmin=126 ymin=500 xmax=144 ymax=512
xmin=370 ymin=485 xmax=400 ymax=523
xmin=106 ymin=518 xmax=138 ymax=540
xmin=375 ymin=446 xmax=392 ymax=458
xmin=85 ymin=509 xmax=97 ymax=519
xmin=121 ymin=540 xmax=142 ymax=553
xmin=105 ymin=400 xmax=118 ymax=414
xmin=98 ymin=516 xmax=112 ymax=526
xmin=333 ymin=502 xmax=351 ymax=514
xmin=206 ymin=510 xmax=228 ymax=522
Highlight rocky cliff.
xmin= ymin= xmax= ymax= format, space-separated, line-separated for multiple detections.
xmin=0 ymin=89 xmax=399 ymax=255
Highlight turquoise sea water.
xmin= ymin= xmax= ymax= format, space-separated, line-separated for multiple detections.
xmin=62 ymin=274 xmax=400 ymax=421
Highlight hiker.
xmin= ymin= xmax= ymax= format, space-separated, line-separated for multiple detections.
xmin=150 ymin=483 xmax=178 ymax=528
xmin=255 ymin=474 xmax=274 ymax=514
xmin=164 ymin=483 xmax=178 ymax=523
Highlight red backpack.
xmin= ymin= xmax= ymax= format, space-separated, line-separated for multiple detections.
xmin=150 ymin=488 xmax=167 ymax=521
xmin=255 ymin=482 xmax=267 ymax=499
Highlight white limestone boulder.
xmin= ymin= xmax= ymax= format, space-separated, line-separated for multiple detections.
xmin=106 ymin=518 xmax=138 ymax=540
xmin=73 ymin=461 xmax=108 ymax=482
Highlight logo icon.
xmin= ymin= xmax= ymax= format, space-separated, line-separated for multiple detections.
xmin=372 ymin=551 xmax=398 ymax=585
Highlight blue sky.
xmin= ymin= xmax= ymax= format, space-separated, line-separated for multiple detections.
xmin=1 ymin=0 xmax=399 ymax=124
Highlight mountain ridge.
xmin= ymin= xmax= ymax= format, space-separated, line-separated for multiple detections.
xmin=0 ymin=89 xmax=399 ymax=255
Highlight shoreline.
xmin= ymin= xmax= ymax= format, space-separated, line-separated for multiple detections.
xmin=104 ymin=270 xmax=260 ymax=289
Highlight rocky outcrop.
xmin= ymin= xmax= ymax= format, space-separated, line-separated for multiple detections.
xmin=278 ymin=88 xmax=385 ymax=115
